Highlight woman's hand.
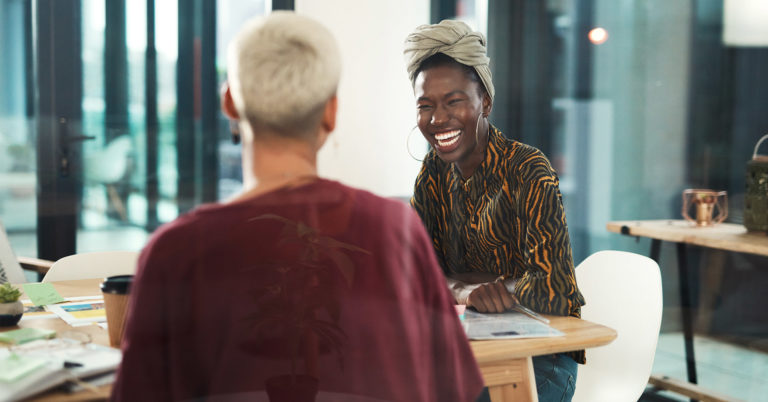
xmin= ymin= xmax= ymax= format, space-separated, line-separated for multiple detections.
xmin=446 ymin=273 xmax=516 ymax=313
xmin=466 ymin=280 xmax=516 ymax=313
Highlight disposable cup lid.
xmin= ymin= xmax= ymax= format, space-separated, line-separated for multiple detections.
xmin=100 ymin=275 xmax=134 ymax=294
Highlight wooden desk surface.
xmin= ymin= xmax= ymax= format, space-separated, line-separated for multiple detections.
xmin=7 ymin=279 xmax=616 ymax=402
xmin=470 ymin=315 xmax=616 ymax=363
xmin=3 ymin=279 xmax=111 ymax=401
xmin=606 ymin=220 xmax=768 ymax=257
xmin=14 ymin=278 xmax=109 ymax=347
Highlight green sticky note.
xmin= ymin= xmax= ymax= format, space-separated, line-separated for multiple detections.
xmin=0 ymin=327 xmax=56 ymax=345
xmin=21 ymin=283 xmax=65 ymax=306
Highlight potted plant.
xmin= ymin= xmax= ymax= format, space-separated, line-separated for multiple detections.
xmin=242 ymin=214 xmax=368 ymax=402
xmin=0 ymin=282 xmax=23 ymax=326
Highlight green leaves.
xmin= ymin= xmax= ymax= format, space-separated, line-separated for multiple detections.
xmin=0 ymin=283 xmax=22 ymax=303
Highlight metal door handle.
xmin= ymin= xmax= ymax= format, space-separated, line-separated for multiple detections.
xmin=58 ymin=117 xmax=95 ymax=177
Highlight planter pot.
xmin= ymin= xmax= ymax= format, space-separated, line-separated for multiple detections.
xmin=0 ymin=300 xmax=23 ymax=326
xmin=265 ymin=374 xmax=318 ymax=402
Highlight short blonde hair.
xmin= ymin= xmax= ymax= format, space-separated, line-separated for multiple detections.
xmin=227 ymin=11 xmax=341 ymax=138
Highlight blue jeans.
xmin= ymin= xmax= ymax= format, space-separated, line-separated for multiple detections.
xmin=532 ymin=353 xmax=577 ymax=402
xmin=474 ymin=354 xmax=577 ymax=402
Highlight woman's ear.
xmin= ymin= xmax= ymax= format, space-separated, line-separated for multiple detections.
xmin=321 ymin=95 xmax=338 ymax=132
xmin=220 ymin=82 xmax=240 ymax=120
xmin=482 ymin=92 xmax=492 ymax=117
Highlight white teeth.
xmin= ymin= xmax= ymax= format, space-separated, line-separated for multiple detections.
xmin=438 ymin=135 xmax=460 ymax=147
xmin=435 ymin=130 xmax=460 ymax=140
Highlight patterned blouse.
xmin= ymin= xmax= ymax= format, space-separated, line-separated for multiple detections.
xmin=411 ymin=125 xmax=586 ymax=361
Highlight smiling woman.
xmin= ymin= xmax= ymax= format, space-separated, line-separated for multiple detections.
xmin=413 ymin=53 xmax=491 ymax=177
xmin=404 ymin=19 xmax=585 ymax=402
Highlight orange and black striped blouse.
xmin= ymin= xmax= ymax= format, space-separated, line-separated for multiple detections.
xmin=411 ymin=125 xmax=585 ymax=324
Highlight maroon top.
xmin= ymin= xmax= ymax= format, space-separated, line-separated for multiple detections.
xmin=112 ymin=179 xmax=484 ymax=402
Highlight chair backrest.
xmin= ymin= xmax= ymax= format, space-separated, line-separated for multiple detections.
xmin=0 ymin=220 xmax=26 ymax=284
xmin=84 ymin=135 xmax=133 ymax=184
xmin=42 ymin=251 xmax=139 ymax=283
xmin=571 ymin=250 xmax=663 ymax=402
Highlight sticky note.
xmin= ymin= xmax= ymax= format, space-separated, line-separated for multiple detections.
xmin=0 ymin=327 xmax=56 ymax=345
xmin=21 ymin=283 xmax=65 ymax=306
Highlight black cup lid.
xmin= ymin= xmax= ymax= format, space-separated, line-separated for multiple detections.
xmin=100 ymin=275 xmax=134 ymax=294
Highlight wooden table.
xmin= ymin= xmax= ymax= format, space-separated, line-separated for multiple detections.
xmin=5 ymin=279 xmax=617 ymax=402
xmin=7 ymin=279 xmax=112 ymax=401
xmin=607 ymin=220 xmax=767 ymax=401
xmin=471 ymin=316 xmax=616 ymax=401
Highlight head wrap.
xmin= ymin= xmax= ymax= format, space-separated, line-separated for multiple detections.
xmin=404 ymin=20 xmax=494 ymax=100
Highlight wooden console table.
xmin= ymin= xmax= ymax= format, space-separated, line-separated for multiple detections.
xmin=607 ymin=220 xmax=766 ymax=401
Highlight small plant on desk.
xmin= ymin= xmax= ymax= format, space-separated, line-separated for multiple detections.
xmin=0 ymin=282 xmax=23 ymax=326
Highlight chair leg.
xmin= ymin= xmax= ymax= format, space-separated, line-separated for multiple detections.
xmin=106 ymin=184 xmax=128 ymax=221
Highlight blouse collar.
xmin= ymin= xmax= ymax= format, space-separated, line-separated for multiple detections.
xmin=449 ymin=124 xmax=504 ymax=196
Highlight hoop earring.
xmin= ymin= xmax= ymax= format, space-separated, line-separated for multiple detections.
xmin=475 ymin=113 xmax=483 ymax=144
xmin=406 ymin=125 xmax=424 ymax=162
xmin=230 ymin=120 xmax=240 ymax=145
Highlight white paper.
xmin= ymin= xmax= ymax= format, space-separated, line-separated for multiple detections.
xmin=46 ymin=299 xmax=106 ymax=326
xmin=0 ymin=338 xmax=121 ymax=401
xmin=462 ymin=310 xmax=564 ymax=340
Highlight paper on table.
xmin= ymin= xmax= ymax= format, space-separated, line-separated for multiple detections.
xmin=0 ymin=354 xmax=48 ymax=382
xmin=20 ymin=296 xmax=105 ymax=322
xmin=21 ymin=283 xmax=65 ymax=306
xmin=47 ymin=300 xmax=106 ymax=326
xmin=462 ymin=310 xmax=563 ymax=340
xmin=0 ymin=338 xmax=122 ymax=401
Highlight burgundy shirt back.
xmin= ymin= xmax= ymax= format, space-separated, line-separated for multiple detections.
xmin=112 ymin=179 xmax=483 ymax=402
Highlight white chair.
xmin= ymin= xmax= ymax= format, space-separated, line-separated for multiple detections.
xmin=42 ymin=251 xmax=139 ymax=283
xmin=571 ymin=250 xmax=663 ymax=402
xmin=84 ymin=135 xmax=134 ymax=221
xmin=0 ymin=219 xmax=26 ymax=284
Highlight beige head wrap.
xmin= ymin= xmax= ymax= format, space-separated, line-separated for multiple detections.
xmin=404 ymin=20 xmax=494 ymax=100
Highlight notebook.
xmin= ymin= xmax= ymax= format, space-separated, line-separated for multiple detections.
xmin=0 ymin=338 xmax=122 ymax=401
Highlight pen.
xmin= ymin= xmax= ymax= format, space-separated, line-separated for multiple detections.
xmin=496 ymin=274 xmax=547 ymax=323
xmin=514 ymin=304 xmax=550 ymax=324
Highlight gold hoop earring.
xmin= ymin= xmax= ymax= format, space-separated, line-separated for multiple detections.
xmin=406 ymin=125 xmax=424 ymax=162
xmin=475 ymin=113 xmax=483 ymax=144
xmin=230 ymin=120 xmax=241 ymax=145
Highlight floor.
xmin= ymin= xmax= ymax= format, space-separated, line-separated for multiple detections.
xmin=640 ymin=332 xmax=768 ymax=402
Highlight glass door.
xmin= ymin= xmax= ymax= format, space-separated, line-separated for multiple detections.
xmin=2 ymin=0 xmax=270 ymax=265
xmin=0 ymin=0 xmax=36 ymax=259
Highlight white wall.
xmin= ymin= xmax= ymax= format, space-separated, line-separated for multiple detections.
xmin=296 ymin=0 xmax=430 ymax=197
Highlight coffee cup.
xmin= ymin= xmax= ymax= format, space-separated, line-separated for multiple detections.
xmin=100 ymin=275 xmax=133 ymax=348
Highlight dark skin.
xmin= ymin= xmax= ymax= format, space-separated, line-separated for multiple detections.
xmin=414 ymin=62 xmax=516 ymax=313
xmin=414 ymin=63 xmax=489 ymax=179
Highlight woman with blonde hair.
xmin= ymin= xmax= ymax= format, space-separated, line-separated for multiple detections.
xmin=113 ymin=12 xmax=484 ymax=401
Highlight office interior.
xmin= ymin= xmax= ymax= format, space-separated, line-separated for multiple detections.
xmin=1 ymin=0 xmax=767 ymax=400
